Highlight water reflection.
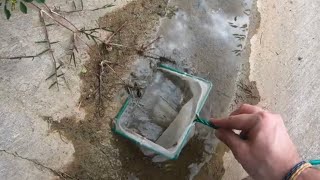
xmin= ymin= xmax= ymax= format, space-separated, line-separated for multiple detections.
xmin=152 ymin=0 xmax=253 ymax=177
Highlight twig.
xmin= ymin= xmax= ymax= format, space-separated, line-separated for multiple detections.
xmin=101 ymin=60 xmax=116 ymax=73
xmin=137 ymin=36 xmax=161 ymax=55
xmin=105 ymin=21 xmax=127 ymax=44
xmin=98 ymin=62 xmax=105 ymax=117
xmin=74 ymin=32 xmax=94 ymax=51
xmin=43 ymin=3 xmax=79 ymax=31
xmin=90 ymin=4 xmax=115 ymax=11
xmin=82 ymin=27 xmax=112 ymax=32
xmin=0 ymin=49 xmax=50 ymax=60
xmin=60 ymin=9 xmax=83 ymax=13
xmin=46 ymin=2 xmax=102 ymax=50
xmin=33 ymin=2 xmax=117 ymax=52
xmin=30 ymin=3 xmax=74 ymax=32
xmin=39 ymin=10 xmax=60 ymax=90
xmin=67 ymin=33 xmax=79 ymax=67
xmin=55 ymin=1 xmax=114 ymax=14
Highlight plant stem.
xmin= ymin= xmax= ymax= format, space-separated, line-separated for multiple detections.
xmin=39 ymin=10 xmax=59 ymax=90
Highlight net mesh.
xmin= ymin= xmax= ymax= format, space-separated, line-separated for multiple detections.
xmin=115 ymin=66 xmax=211 ymax=159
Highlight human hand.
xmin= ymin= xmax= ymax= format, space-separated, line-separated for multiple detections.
xmin=212 ymin=104 xmax=301 ymax=180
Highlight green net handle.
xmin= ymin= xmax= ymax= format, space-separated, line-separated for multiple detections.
xmin=310 ymin=159 xmax=320 ymax=166
xmin=195 ymin=115 xmax=219 ymax=129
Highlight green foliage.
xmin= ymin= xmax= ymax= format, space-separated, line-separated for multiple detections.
xmin=4 ymin=5 xmax=11 ymax=19
xmin=2 ymin=0 xmax=45 ymax=20
xmin=19 ymin=1 xmax=27 ymax=13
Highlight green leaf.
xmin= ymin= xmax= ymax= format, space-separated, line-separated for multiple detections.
xmin=23 ymin=0 xmax=33 ymax=2
xmin=4 ymin=5 xmax=11 ymax=20
xmin=35 ymin=0 xmax=45 ymax=3
xmin=20 ymin=2 xmax=27 ymax=14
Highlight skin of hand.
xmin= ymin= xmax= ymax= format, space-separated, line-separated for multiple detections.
xmin=297 ymin=167 xmax=320 ymax=180
xmin=212 ymin=104 xmax=301 ymax=180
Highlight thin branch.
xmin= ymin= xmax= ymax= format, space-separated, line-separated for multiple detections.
xmin=74 ymin=32 xmax=94 ymax=50
xmin=101 ymin=61 xmax=116 ymax=73
xmin=105 ymin=21 xmax=127 ymax=44
xmin=39 ymin=10 xmax=59 ymax=90
xmin=30 ymin=3 xmax=74 ymax=32
xmin=140 ymin=36 xmax=161 ymax=52
xmin=90 ymin=4 xmax=115 ymax=11
xmin=98 ymin=62 xmax=105 ymax=117
xmin=0 ymin=49 xmax=50 ymax=60
xmin=44 ymin=3 xmax=79 ymax=31
xmin=136 ymin=36 xmax=161 ymax=56
xmin=56 ymin=2 xmax=114 ymax=13
xmin=82 ymin=27 xmax=112 ymax=32
xmin=31 ymin=2 xmax=110 ymax=51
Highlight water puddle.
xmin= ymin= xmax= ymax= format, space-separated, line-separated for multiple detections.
xmin=148 ymin=0 xmax=256 ymax=177
xmin=155 ymin=0 xmax=253 ymax=116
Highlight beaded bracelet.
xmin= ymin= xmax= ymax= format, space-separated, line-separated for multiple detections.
xmin=290 ymin=163 xmax=312 ymax=180
xmin=283 ymin=161 xmax=312 ymax=180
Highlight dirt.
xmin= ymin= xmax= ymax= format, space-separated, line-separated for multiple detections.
xmin=195 ymin=143 xmax=228 ymax=179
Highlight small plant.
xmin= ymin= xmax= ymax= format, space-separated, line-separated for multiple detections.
xmin=0 ymin=0 xmax=121 ymax=91
xmin=1 ymin=0 xmax=45 ymax=19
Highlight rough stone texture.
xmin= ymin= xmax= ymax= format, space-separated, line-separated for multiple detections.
xmin=0 ymin=0 xmax=129 ymax=179
xmin=223 ymin=0 xmax=320 ymax=179
xmin=0 ymin=152 xmax=53 ymax=180
xmin=250 ymin=0 xmax=320 ymax=162
xmin=222 ymin=153 xmax=248 ymax=180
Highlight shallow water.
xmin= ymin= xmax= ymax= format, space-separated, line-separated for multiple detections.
xmin=150 ymin=0 xmax=254 ymax=177
xmin=155 ymin=0 xmax=252 ymax=117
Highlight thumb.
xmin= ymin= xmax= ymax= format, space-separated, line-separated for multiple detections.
xmin=215 ymin=129 xmax=247 ymax=157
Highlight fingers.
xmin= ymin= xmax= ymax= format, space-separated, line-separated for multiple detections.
xmin=230 ymin=104 xmax=262 ymax=116
xmin=212 ymin=114 xmax=259 ymax=131
xmin=215 ymin=129 xmax=248 ymax=156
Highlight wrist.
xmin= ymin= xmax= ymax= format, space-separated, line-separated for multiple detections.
xmin=279 ymin=156 xmax=302 ymax=180
xmin=282 ymin=160 xmax=307 ymax=180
